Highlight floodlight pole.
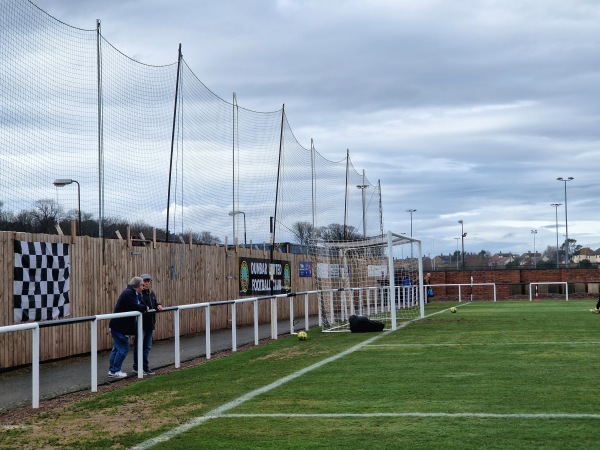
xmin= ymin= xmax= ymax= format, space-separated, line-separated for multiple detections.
xmin=458 ymin=220 xmax=466 ymax=269
xmin=406 ymin=209 xmax=417 ymax=237
xmin=406 ymin=209 xmax=417 ymax=259
xmin=454 ymin=237 xmax=460 ymax=270
xmin=531 ymin=229 xmax=537 ymax=268
xmin=557 ymin=177 xmax=573 ymax=267
xmin=551 ymin=203 xmax=562 ymax=268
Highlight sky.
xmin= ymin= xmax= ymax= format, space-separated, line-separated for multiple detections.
xmin=31 ymin=0 xmax=600 ymax=257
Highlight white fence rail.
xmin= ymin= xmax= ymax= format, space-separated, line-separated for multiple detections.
xmin=425 ymin=283 xmax=498 ymax=302
xmin=0 ymin=290 xmax=322 ymax=409
xmin=0 ymin=323 xmax=40 ymax=408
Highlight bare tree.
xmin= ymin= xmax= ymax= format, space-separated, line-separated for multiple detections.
xmin=320 ymin=223 xmax=361 ymax=241
xmin=32 ymin=199 xmax=63 ymax=233
xmin=290 ymin=221 xmax=316 ymax=245
xmin=10 ymin=210 xmax=35 ymax=232
xmin=565 ymin=239 xmax=582 ymax=261
xmin=543 ymin=245 xmax=560 ymax=263
xmin=190 ymin=231 xmax=221 ymax=245
xmin=0 ymin=201 xmax=14 ymax=228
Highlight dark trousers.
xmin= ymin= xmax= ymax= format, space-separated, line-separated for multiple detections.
xmin=133 ymin=330 xmax=153 ymax=372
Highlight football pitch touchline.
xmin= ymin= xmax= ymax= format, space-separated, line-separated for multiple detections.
xmin=367 ymin=341 xmax=600 ymax=347
xmin=133 ymin=321 xmax=419 ymax=449
xmin=218 ymin=412 xmax=600 ymax=420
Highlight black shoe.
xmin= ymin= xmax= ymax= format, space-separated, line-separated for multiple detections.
xmin=144 ymin=369 xmax=155 ymax=375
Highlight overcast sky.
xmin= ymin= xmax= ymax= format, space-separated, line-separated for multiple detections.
xmin=32 ymin=0 xmax=600 ymax=257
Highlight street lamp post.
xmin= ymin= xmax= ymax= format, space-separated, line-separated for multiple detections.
xmin=530 ymin=229 xmax=537 ymax=268
xmin=406 ymin=209 xmax=417 ymax=237
xmin=454 ymin=237 xmax=460 ymax=270
xmin=556 ymin=177 xmax=574 ymax=266
xmin=53 ymin=179 xmax=81 ymax=233
xmin=229 ymin=210 xmax=246 ymax=246
xmin=406 ymin=209 xmax=417 ymax=259
xmin=551 ymin=203 xmax=562 ymax=268
xmin=458 ymin=220 xmax=466 ymax=269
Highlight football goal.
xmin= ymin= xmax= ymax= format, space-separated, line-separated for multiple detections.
xmin=529 ymin=282 xmax=569 ymax=301
xmin=309 ymin=231 xmax=424 ymax=332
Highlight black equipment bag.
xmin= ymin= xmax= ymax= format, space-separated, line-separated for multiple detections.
xmin=349 ymin=314 xmax=385 ymax=333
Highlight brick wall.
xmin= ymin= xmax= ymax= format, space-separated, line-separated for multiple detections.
xmin=429 ymin=268 xmax=599 ymax=300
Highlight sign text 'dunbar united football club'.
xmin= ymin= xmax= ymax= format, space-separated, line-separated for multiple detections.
xmin=238 ymin=257 xmax=291 ymax=296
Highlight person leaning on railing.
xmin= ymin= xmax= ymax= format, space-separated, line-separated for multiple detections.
xmin=108 ymin=277 xmax=148 ymax=378
xmin=133 ymin=274 xmax=163 ymax=375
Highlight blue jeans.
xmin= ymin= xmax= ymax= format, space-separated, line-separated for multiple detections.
xmin=133 ymin=330 xmax=153 ymax=372
xmin=109 ymin=330 xmax=130 ymax=373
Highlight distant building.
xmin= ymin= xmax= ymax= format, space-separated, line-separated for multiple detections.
xmin=519 ymin=252 xmax=542 ymax=267
xmin=489 ymin=253 xmax=516 ymax=267
xmin=572 ymin=247 xmax=600 ymax=264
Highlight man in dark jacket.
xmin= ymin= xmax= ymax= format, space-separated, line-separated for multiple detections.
xmin=133 ymin=274 xmax=162 ymax=375
xmin=108 ymin=277 xmax=147 ymax=378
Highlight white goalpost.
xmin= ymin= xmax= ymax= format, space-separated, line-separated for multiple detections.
xmin=309 ymin=231 xmax=424 ymax=332
xmin=529 ymin=282 xmax=569 ymax=301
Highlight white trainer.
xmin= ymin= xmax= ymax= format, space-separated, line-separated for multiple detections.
xmin=108 ymin=371 xmax=127 ymax=378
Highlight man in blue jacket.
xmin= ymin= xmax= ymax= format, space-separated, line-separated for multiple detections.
xmin=108 ymin=277 xmax=148 ymax=378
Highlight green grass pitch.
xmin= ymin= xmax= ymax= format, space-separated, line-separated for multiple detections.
xmin=4 ymin=300 xmax=600 ymax=449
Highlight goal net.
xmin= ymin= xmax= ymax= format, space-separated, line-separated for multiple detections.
xmin=309 ymin=231 xmax=424 ymax=332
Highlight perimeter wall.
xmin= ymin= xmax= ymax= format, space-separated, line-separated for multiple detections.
xmin=428 ymin=269 xmax=599 ymax=299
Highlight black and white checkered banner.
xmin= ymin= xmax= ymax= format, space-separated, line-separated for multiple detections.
xmin=13 ymin=240 xmax=71 ymax=322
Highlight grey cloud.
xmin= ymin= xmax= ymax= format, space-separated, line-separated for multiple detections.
xmin=22 ymin=0 xmax=600 ymax=254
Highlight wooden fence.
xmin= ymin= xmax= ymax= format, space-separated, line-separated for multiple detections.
xmin=0 ymin=230 xmax=316 ymax=369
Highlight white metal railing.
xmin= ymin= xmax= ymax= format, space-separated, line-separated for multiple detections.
xmin=425 ymin=283 xmax=497 ymax=302
xmin=0 ymin=323 xmax=40 ymax=408
xmin=0 ymin=291 xmax=318 ymax=409
xmin=92 ymin=311 xmax=144 ymax=390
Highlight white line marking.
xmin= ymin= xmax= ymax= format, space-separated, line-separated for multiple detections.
xmin=425 ymin=302 xmax=472 ymax=318
xmin=133 ymin=323 xmax=418 ymax=449
xmin=367 ymin=341 xmax=600 ymax=347
xmin=218 ymin=412 xmax=600 ymax=420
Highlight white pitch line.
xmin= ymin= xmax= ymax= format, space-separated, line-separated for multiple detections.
xmin=218 ymin=412 xmax=600 ymax=420
xmin=425 ymin=302 xmax=472 ymax=318
xmin=132 ymin=323 xmax=419 ymax=449
xmin=367 ymin=341 xmax=600 ymax=347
